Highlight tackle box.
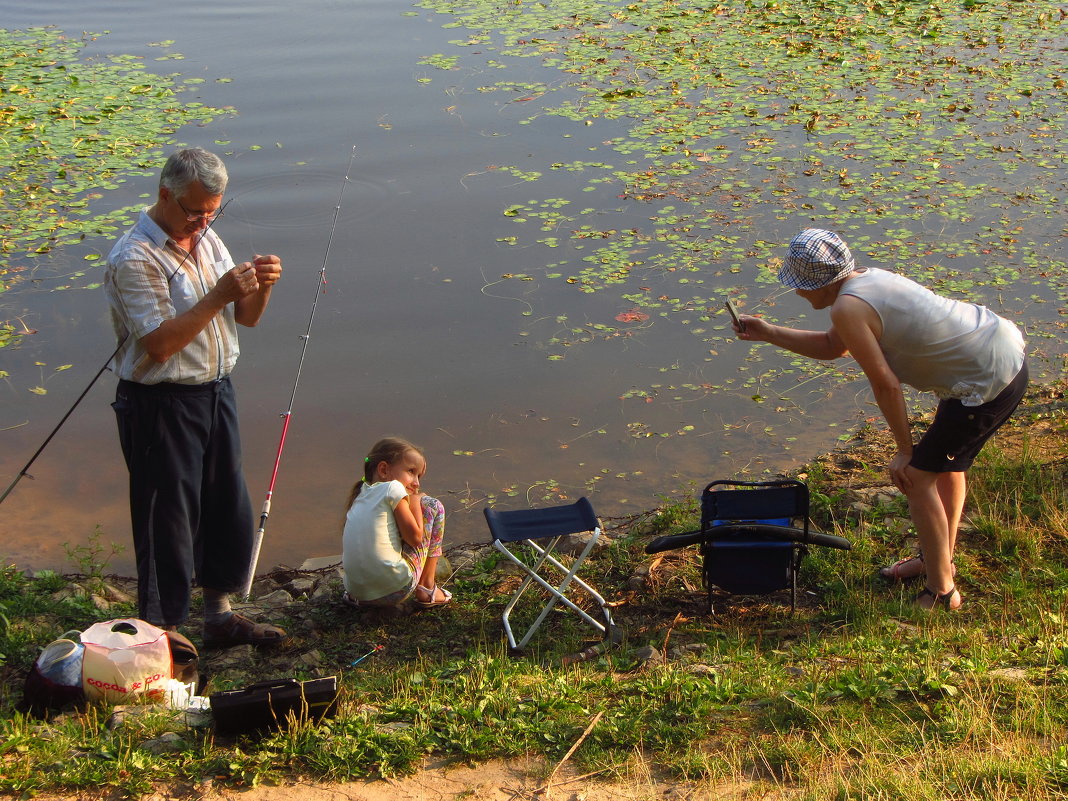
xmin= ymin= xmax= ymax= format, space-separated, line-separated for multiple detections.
xmin=210 ymin=676 xmax=339 ymax=735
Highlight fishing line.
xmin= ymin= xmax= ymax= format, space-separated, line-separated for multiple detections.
xmin=0 ymin=202 xmax=232 ymax=508
xmin=241 ymin=145 xmax=358 ymax=597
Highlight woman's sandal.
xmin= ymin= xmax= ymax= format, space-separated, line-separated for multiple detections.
xmin=415 ymin=584 xmax=453 ymax=608
xmin=879 ymin=553 xmax=956 ymax=583
xmin=915 ymin=585 xmax=962 ymax=611
xmin=879 ymin=554 xmax=925 ymax=582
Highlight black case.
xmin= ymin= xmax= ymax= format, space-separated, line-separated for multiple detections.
xmin=210 ymin=677 xmax=339 ymax=735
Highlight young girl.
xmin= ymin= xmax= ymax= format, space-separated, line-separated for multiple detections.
xmin=341 ymin=437 xmax=452 ymax=608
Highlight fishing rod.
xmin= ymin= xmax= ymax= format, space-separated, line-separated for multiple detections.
xmin=0 ymin=200 xmax=232 ymax=508
xmin=241 ymin=145 xmax=358 ymax=597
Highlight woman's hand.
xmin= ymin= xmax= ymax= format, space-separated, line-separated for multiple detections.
xmin=888 ymin=450 xmax=914 ymax=493
xmin=734 ymin=314 xmax=774 ymax=342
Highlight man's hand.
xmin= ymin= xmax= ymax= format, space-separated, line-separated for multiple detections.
xmin=214 ymin=262 xmax=261 ymax=304
xmin=232 ymin=254 xmax=282 ymax=328
xmin=252 ymin=254 xmax=282 ymax=288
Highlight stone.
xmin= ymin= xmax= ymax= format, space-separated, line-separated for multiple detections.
xmin=625 ymin=575 xmax=647 ymax=591
xmin=686 ymin=664 xmax=718 ymax=677
xmin=434 ymin=554 xmax=453 ymax=584
xmin=207 ymin=644 xmax=255 ymax=669
xmin=287 ymin=577 xmax=316 ymax=596
xmin=555 ymin=532 xmax=609 ymax=557
xmin=300 ymin=555 xmax=342 ymax=571
xmin=102 ymin=582 xmax=134 ymax=604
xmin=50 ymin=586 xmax=83 ymax=602
xmin=255 ymin=589 xmax=294 ymax=608
xmin=445 ymin=546 xmax=491 ymax=572
xmin=988 ymin=667 xmax=1029 ymax=684
xmin=311 ymin=582 xmax=339 ymax=602
xmin=140 ymin=732 xmax=186 ymax=755
xmin=633 ymin=644 xmax=665 ymax=668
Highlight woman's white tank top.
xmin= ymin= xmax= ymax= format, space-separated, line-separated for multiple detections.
xmin=839 ymin=268 xmax=1025 ymax=406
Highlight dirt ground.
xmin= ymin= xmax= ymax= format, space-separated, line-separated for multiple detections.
xmin=28 ymin=758 xmax=741 ymax=801
xmin=209 ymin=760 xmax=719 ymax=801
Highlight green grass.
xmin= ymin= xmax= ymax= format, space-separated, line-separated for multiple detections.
xmin=2 ymin=385 xmax=1067 ymax=798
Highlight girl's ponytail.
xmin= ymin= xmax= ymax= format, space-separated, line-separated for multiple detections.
xmin=344 ymin=437 xmax=423 ymax=510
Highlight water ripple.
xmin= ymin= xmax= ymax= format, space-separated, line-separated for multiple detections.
xmin=225 ymin=169 xmax=399 ymax=230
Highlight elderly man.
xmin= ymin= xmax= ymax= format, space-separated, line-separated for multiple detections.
xmin=105 ymin=148 xmax=287 ymax=646
xmin=733 ymin=229 xmax=1027 ymax=610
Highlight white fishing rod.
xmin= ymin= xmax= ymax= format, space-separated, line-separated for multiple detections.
xmin=241 ymin=146 xmax=358 ymax=597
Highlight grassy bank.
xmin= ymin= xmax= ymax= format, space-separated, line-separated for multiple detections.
xmin=1 ymin=381 xmax=1067 ymax=799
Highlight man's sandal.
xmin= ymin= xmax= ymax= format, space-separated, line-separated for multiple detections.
xmin=415 ymin=584 xmax=452 ymax=608
xmin=202 ymin=613 xmax=288 ymax=648
xmin=915 ymin=585 xmax=962 ymax=611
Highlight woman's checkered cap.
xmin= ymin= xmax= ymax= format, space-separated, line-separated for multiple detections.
xmin=778 ymin=229 xmax=855 ymax=290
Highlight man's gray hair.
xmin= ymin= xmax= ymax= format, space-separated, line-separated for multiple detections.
xmin=159 ymin=148 xmax=228 ymax=196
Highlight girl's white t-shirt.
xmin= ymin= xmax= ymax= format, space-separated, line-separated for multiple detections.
xmin=342 ymin=480 xmax=413 ymax=600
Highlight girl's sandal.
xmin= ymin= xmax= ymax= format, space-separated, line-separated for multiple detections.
xmin=915 ymin=585 xmax=962 ymax=611
xmin=415 ymin=584 xmax=453 ymax=608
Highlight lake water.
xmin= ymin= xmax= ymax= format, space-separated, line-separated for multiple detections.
xmin=1 ymin=0 xmax=1063 ymax=576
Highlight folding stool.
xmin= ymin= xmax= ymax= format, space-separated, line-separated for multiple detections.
xmin=484 ymin=497 xmax=617 ymax=652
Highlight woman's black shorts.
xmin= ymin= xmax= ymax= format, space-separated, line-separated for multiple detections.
xmin=910 ymin=361 xmax=1028 ymax=473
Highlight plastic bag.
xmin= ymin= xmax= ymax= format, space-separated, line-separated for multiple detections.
xmin=35 ymin=634 xmax=85 ymax=687
xmin=22 ymin=631 xmax=88 ymax=714
xmin=81 ymin=618 xmax=171 ymax=703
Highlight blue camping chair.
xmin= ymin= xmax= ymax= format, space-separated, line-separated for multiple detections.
xmin=484 ymin=497 xmax=617 ymax=652
xmin=645 ymin=479 xmax=851 ymax=613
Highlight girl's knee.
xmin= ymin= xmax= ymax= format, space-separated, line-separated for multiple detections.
xmin=421 ymin=495 xmax=445 ymax=517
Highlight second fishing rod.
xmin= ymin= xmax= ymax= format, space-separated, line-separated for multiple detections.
xmin=241 ymin=145 xmax=359 ymax=597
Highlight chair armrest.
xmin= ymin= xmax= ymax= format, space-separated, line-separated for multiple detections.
xmin=712 ymin=523 xmax=851 ymax=550
xmin=644 ymin=529 xmax=705 ymax=554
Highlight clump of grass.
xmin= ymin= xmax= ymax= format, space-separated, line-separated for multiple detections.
xmin=63 ymin=525 xmax=126 ymax=599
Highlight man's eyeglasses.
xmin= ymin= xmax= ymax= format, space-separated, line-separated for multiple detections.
xmin=175 ymin=195 xmax=225 ymax=223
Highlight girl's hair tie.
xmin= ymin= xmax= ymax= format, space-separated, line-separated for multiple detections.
xmin=364 ymin=456 xmax=370 ymax=463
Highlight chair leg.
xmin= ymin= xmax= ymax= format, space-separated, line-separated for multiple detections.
xmin=788 ymin=547 xmax=802 ymax=614
xmin=494 ymin=535 xmax=614 ymax=651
